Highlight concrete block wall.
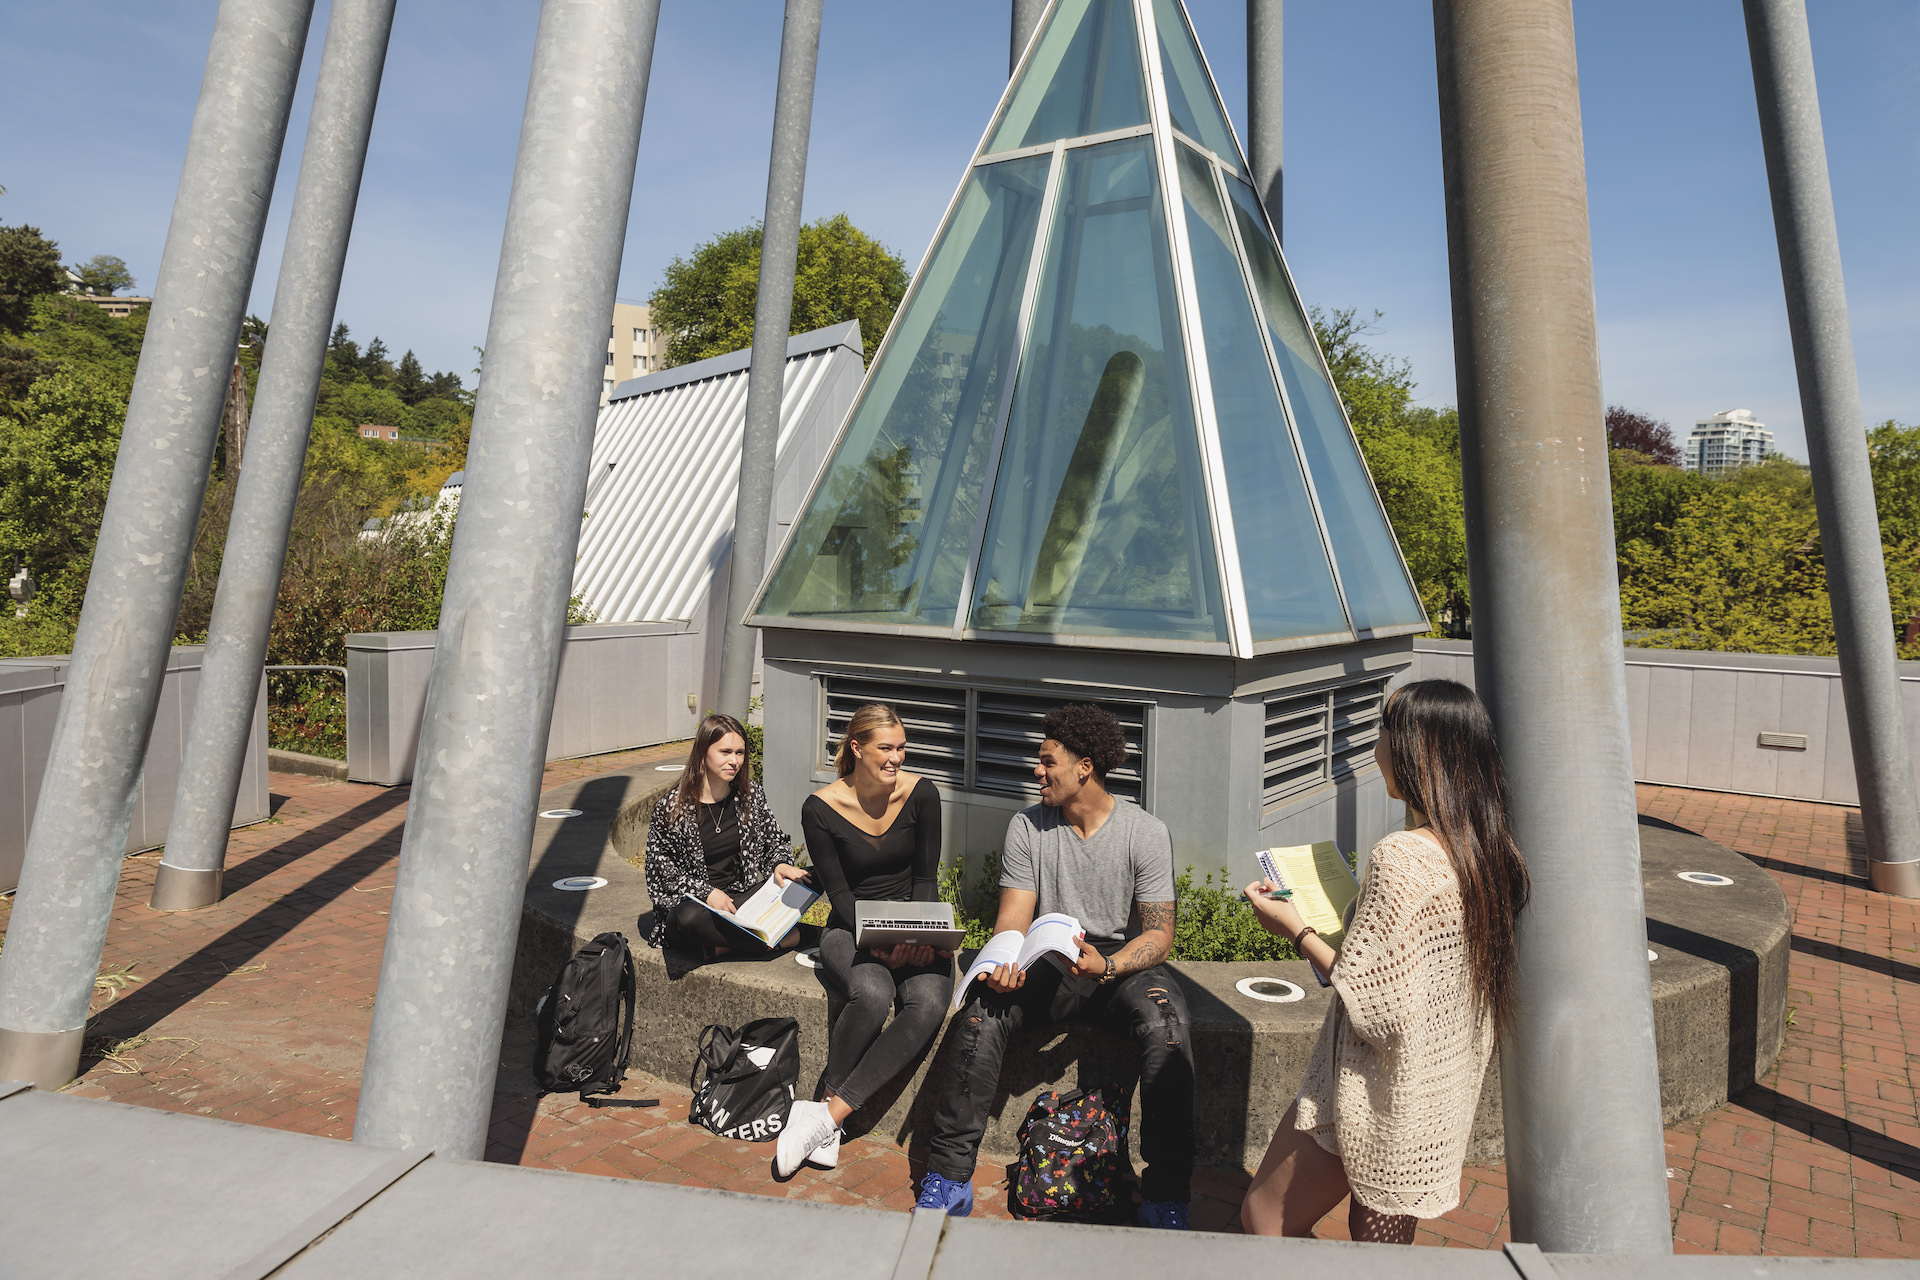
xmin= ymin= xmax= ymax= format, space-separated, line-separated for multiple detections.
xmin=0 ymin=647 xmax=269 ymax=893
xmin=346 ymin=622 xmax=713 ymax=786
xmin=1403 ymin=640 xmax=1920 ymax=807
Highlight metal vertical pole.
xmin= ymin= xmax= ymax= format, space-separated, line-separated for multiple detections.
xmin=153 ymin=0 xmax=398 ymax=914
xmin=1744 ymin=0 xmax=1920 ymax=897
xmin=1247 ymin=0 xmax=1282 ymax=244
xmin=1432 ymin=0 xmax=1672 ymax=1254
xmin=0 ymin=0 xmax=314 ymax=1089
xmin=1012 ymin=0 xmax=1046 ymax=77
xmin=714 ymin=0 xmax=823 ymax=721
xmin=352 ymin=0 xmax=661 ymax=1159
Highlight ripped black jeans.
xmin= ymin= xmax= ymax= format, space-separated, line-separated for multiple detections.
xmin=927 ymin=960 xmax=1195 ymax=1203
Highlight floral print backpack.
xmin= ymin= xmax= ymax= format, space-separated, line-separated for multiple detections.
xmin=1010 ymin=1084 xmax=1133 ymax=1219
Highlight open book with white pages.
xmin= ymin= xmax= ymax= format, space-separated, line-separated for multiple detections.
xmin=950 ymin=913 xmax=1083 ymax=1012
xmin=698 ymin=876 xmax=819 ymax=948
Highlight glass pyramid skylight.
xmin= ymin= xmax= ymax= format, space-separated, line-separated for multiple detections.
xmin=752 ymin=0 xmax=1425 ymax=656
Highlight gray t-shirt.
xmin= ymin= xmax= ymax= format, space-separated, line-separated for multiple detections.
xmin=999 ymin=799 xmax=1176 ymax=946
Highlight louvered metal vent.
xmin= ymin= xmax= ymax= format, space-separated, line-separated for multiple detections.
xmin=974 ymin=690 xmax=1147 ymax=804
xmin=821 ymin=676 xmax=966 ymax=787
xmin=819 ymin=676 xmax=1147 ymax=803
xmin=1262 ymin=673 xmax=1393 ymax=809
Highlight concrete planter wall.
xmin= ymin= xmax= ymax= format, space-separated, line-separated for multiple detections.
xmin=0 ymin=648 xmax=269 ymax=893
xmin=345 ymin=621 xmax=712 ymax=785
xmin=1404 ymin=639 xmax=1920 ymax=808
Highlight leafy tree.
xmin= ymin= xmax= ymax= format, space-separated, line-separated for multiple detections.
xmin=649 ymin=213 xmax=909 ymax=368
xmin=393 ymin=350 xmax=427 ymax=405
xmin=71 ymin=254 xmax=135 ymax=297
xmin=0 ymin=368 xmax=125 ymax=584
xmin=0 ymin=224 xmax=63 ymax=334
xmin=1867 ymin=420 xmax=1920 ymax=549
xmin=1609 ymin=449 xmax=1712 ymax=557
xmin=1605 ymin=404 xmax=1683 ymax=466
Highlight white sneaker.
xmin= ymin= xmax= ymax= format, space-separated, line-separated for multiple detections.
xmin=775 ymin=1100 xmax=840 ymax=1178
xmin=807 ymin=1124 xmax=840 ymax=1170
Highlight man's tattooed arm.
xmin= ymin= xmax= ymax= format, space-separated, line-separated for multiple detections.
xmin=1112 ymin=900 xmax=1176 ymax=976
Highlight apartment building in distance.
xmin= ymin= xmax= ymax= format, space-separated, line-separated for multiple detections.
xmin=1684 ymin=408 xmax=1774 ymax=475
xmin=605 ymin=299 xmax=667 ymax=405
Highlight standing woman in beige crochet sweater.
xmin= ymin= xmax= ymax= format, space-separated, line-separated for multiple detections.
xmin=1239 ymin=680 xmax=1531 ymax=1243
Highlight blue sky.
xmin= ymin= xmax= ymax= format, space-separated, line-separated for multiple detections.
xmin=3 ymin=1 xmax=1915 ymax=460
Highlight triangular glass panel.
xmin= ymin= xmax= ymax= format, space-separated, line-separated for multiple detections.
xmin=1220 ymin=175 xmax=1426 ymax=632
xmin=971 ymin=137 xmax=1224 ymax=643
xmin=1150 ymin=0 xmax=1240 ymax=161
xmin=1173 ymin=143 xmax=1347 ymax=641
xmin=987 ymin=0 xmax=1148 ymax=154
xmin=755 ymin=0 xmax=1423 ymax=652
xmin=756 ymin=155 xmax=1051 ymax=627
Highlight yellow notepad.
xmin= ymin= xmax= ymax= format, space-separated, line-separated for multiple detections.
xmin=1258 ymin=842 xmax=1361 ymax=949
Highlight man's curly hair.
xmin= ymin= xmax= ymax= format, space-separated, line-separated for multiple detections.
xmin=1041 ymin=703 xmax=1129 ymax=781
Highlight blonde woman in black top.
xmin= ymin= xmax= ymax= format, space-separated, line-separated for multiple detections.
xmin=775 ymin=703 xmax=953 ymax=1176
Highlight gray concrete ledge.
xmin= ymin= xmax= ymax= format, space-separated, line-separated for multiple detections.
xmin=268 ymin=748 xmax=349 ymax=781
xmin=510 ymin=767 xmax=1789 ymax=1171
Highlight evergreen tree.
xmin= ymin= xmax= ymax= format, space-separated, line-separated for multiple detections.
xmin=393 ymin=349 xmax=427 ymax=405
xmin=0 ymin=224 xmax=64 ymax=334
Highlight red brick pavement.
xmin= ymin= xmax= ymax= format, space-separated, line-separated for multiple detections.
xmin=3 ymin=766 xmax=1914 ymax=1254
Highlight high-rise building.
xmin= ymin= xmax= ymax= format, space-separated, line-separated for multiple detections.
xmin=1684 ymin=409 xmax=1773 ymax=475
xmin=603 ymin=300 xmax=667 ymax=405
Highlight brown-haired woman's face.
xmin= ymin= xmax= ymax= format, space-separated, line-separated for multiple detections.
xmin=852 ymin=725 xmax=907 ymax=786
xmin=704 ymin=731 xmax=747 ymax=787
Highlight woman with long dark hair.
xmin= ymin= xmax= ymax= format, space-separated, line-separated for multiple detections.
xmin=775 ymin=703 xmax=952 ymax=1177
xmin=1239 ymin=679 xmax=1530 ymax=1243
xmin=644 ymin=712 xmax=807 ymax=959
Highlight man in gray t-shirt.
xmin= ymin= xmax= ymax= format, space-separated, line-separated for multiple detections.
xmin=1001 ymin=795 xmax=1176 ymax=948
xmin=919 ymin=705 xmax=1195 ymax=1229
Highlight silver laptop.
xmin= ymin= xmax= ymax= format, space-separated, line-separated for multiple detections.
xmin=854 ymin=901 xmax=965 ymax=951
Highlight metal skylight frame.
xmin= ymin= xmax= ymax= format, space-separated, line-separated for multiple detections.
xmin=746 ymin=0 xmax=1427 ymax=654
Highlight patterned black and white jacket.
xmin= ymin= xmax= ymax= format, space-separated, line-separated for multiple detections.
xmin=642 ymin=783 xmax=792 ymax=948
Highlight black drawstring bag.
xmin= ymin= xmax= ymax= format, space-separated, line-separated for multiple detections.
xmin=688 ymin=1017 xmax=800 ymax=1143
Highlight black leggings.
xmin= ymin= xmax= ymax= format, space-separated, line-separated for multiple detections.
xmin=818 ymin=927 xmax=953 ymax=1111
xmin=662 ymin=896 xmax=775 ymax=956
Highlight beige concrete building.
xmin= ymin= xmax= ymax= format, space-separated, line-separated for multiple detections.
xmin=604 ymin=300 xmax=668 ymax=405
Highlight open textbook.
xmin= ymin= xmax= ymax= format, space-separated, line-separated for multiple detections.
xmin=699 ymin=875 xmax=819 ymax=948
xmin=1258 ymin=841 xmax=1361 ymax=978
xmin=951 ymin=913 xmax=1084 ymax=1012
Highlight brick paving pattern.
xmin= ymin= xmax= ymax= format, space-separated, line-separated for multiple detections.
xmin=3 ymin=761 xmax=1913 ymax=1254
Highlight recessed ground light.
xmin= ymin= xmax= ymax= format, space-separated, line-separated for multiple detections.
xmin=655 ymin=764 xmax=682 ymax=772
xmin=551 ymin=876 xmax=606 ymax=891
xmin=1648 ymin=949 xmax=1659 ymax=962
xmin=794 ymin=948 xmax=822 ymax=969
xmin=539 ymin=808 xmax=583 ymax=819
xmin=1677 ymin=871 xmax=1733 ymax=886
xmin=1235 ymin=976 xmax=1305 ymax=1004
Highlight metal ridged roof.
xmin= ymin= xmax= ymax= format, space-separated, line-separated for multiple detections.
xmin=570 ymin=322 xmax=865 ymax=623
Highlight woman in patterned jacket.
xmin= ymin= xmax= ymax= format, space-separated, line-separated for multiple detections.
xmin=644 ymin=712 xmax=807 ymax=958
xmin=1238 ymin=680 xmax=1530 ymax=1244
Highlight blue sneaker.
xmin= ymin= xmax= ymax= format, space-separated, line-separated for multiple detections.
xmin=915 ymin=1171 xmax=974 ymax=1217
xmin=1139 ymin=1200 xmax=1189 ymax=1230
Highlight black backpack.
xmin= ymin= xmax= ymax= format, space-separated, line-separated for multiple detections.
xmin=534 ymin=931 xmax=636 ymax=1097
xmin=687 ymin=1017 xmax=800 ymax=1142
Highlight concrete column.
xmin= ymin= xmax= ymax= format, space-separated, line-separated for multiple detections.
xmin=1012 ymin=0 xmax=1046 ymax=76
xmin=1432 ymin=0 xmax=1672 ymax=1253
xmin=1744 ymin=0 xmax=1920 ymax=897
xmin=352 ymin=0 xmax=661 ymax=1159
xmin=0 ymin=0 xmax=314 ymax=1089
xmin=153 ymin=0 xmax=398 ymax=914
xmin=715 ymin=0 xmax=823 ymax=721
xmin=1247 ymin=0 xmax=1282 ymax=244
